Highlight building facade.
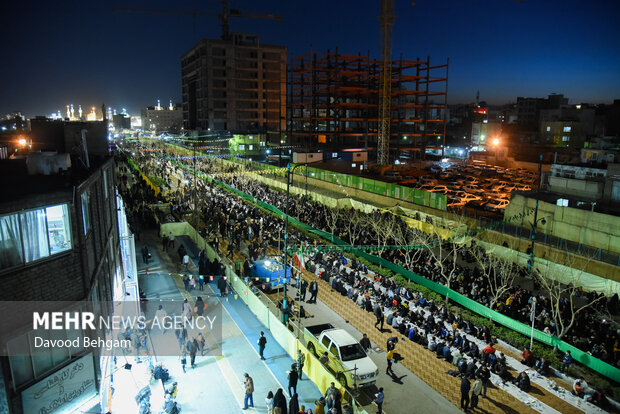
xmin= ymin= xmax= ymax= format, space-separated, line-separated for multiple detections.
xmin=181 ymin=33 xmax=287 ymax=133
xmin=0 ymin=155 xmax=137 ymax=413
xmin=141 ymin=101 xmax=183 ymax=133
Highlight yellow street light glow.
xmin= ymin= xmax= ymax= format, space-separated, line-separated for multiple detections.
xmin=18 ymin=138 xmax=27 ymax=146
xmin=492 ymin=138 xmax=500 ymax=146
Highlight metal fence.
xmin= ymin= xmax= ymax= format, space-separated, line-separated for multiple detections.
xmin=476 ymin=215 xmax=620 ymax=267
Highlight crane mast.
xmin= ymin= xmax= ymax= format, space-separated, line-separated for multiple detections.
xmin=377 ymin=0 xmax=395 ymax=166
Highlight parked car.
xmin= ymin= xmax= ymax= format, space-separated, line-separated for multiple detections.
xmin=305 ymin=324 xmax=378 ymax=388
xmin=485 ymin=199 xmax=510 ymax=210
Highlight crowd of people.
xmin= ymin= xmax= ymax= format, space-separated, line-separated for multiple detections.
xmin=121 ymin=140 xmax=618 ymax=408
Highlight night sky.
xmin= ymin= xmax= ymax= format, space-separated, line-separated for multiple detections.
xmin=2 ymin=0 xmax=619 ymax=117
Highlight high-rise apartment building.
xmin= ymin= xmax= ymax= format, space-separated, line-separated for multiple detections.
xmin=181 ymin=33 xmax=287 ymax=133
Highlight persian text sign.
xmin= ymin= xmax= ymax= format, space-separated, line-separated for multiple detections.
xmin=21 ymin=354 xmax=96 ymax=414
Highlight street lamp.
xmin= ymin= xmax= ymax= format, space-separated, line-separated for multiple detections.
xmin=281 ymin=160 xmax=322 ymax=323
xmin=528 ymin=154 xmax=545 ymax=273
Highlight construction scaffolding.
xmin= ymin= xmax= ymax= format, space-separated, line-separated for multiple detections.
xmin=288 ymin=49 xmax=449 ymax=162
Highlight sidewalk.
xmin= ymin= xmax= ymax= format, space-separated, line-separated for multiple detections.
xmin=121 ymin=228 xmax=322 ymax=413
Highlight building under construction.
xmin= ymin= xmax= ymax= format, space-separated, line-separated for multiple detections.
xmin=288 ymin=49 xmax=448 ymax=162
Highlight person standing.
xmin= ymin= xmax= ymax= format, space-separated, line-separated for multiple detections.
xmin=273 ymin=388 xmax=288 ymax=414
xmin=471 ymin=376 xmax=482 ymax=410
xmin=141 ymin=245 xmax=149 ymax=264
xmin=162 ymin=233 xmax=169 ymax=251
xmin=297 ymin=350 xmax=306 ymax=380
xmin=460 ymin=376 xmax=471 ymax=411
xmin=308 ymin=281 xmax=318 ymax=304
xmin=374 ymin=388 xmax=384 ymax=414
xmin=360 ymin=334 xmax=371 ymax=352
xmin=289 ymin=393 xmax=300 ymax=414
xmin=168 ymin=231 xmax=175 ymax=249
xmin=217 ymin=276 xmax=227 ymax=297
xmin=560 ymin=350 xmax=573 ymax=373
xmin=243 ymin=373 xmax=254 ymax=410
xmin=300 ymin=279 xmax=308 ymax=302
xmin=314 ymin=397 xmax=326 ymax=414
xmin=287 ymin=364 xmax=298 ymax=397
xmin=386 ymin=349 xmax=395 ymax=375
xmin=154 ymin=305 xmax=168 ymax=334
xmin=266 ymin=391 xmax=275 ymax=414
xmin=258 ymin=331 xmax=267 ymax=360
xmin=187 ymin=337 xmax=197 ymax=369
xmin=183 ymin=253 xmax=190 ymax=272
xmin=477 ymin=365 xmax=490 ymax=397
xmin=198 ymin=275 xmax=204 ymax=291
xmin=374 ymin=306 xmax=384 ymax=331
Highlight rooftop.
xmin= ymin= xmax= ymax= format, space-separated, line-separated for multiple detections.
xmin=0 ymin=154 xmax=112 ymax=204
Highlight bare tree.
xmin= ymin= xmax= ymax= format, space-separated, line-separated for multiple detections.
xmin=470 ymin=242 xmax=520 ymax=309
xmin=419 ymin=216 xmax=471 ymax=301
xmin=531 ymin=252 xmax=609 ymax=339
xmin=323 ymin=206 xmax=341 ymax=242
xmin=368 ymin=211 xmax=399 ymax=259
xmin=391 ymin=219 xmax=427 ymax=270
xmin=341 ymin=208 xmax=366 ymax=247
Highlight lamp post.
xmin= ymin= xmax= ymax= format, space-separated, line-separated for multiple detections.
xmin=530 ymin=297 xmax=536 ymax=349
xmin=528 ymin=154 xmax=545 ymax=273
xmin=281 ymin=160 xmax=321 ymax=323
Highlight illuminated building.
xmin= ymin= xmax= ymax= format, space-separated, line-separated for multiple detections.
xmin=141 ymin=100 xmax=183 ymax=133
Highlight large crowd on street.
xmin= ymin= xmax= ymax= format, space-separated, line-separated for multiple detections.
xmin=118 ymin=140 xmax=619 ymax=410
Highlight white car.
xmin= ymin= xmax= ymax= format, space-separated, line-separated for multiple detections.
xmin=428 ymin=185 xmax=449 ymax=193
xmin=485 ymin=199 xmax=510 ymax=210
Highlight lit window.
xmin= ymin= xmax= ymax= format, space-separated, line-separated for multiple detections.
xmin=46 ymin=205 xmax=72 ymax=255
xmin=563 ymin=126 xmax=571 ymax=132
xmin=239 ymin=144 xmax=245 ymax=150
xmin=546 ymin=126 xmax=551 ymax=132
xmin=562 ymin=136 xmax=570 ymax=142
xmin=81 ymin=191 xmax=91 ymax=234
xmin=249 ymin=145 xmax=254 ymax=150
xmin=0 ymin=204 xmax=72 ymax=270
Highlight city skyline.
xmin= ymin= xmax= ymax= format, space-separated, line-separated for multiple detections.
xmin=2 ymin=0 xmax=619 ymax=117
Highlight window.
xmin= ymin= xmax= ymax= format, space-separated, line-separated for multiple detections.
xmin=329 ymin=343 xmax=339 ymax=358
xmin=46 ymin=205 xmax=72 ymax=255
xmin=81 ymin=191 xmax=91 ymax=234
xmin=238 ymin=144 xmax=245 ymax=150
xmin=563 ymin=126 xmax=571 ymax=132
xmin=102 ymin=169 xmax=108 ymax=199
xmin=248 ymin=145 xmax=254 ymax=150
xmin=322 ymin=337 xmax=331 ymax=348
xmin=562 ymin=136 xmax=570 ymax=142
xmin=0 ymin=204 xmax=72 ymax=270
xmin=8 ymin=326 xmax=83 ymax=389
xmin=546 ymin=126 xmax=551 ymax=132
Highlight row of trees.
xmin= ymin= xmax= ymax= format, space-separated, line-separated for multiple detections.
xmin=321 ymin=207 xmax=606 ymax=340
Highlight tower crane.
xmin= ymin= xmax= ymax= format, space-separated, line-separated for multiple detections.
xmin=377 ymin=0 xmax=396 ymax=166
xmin=113 ymin=0 xmax=281 ymax=40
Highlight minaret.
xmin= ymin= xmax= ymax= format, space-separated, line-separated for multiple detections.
xmin=102 ymin=103 xmax=107 ymax=121
xmin=169 ymin=99 xmax=174 ymax=110
xmin=78 ymin=105 xmax=83 ymax=119
xmin=66 ymin=105 xmax=70 ymax=119
xmin=70 ymin=104 xmax=75 ymax=119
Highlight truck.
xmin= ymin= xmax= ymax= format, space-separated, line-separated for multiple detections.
xmin=304 ymin=323 xmax=378 ymax=388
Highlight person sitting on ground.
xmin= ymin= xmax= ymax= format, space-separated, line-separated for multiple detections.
xmin=573 ymin=377 xmax=588 ymax=398
xmin=513 ymin=371 xmax=531 ymax=392
xmin=535 ymin=357 xmax=549 ymax=376
xmin=521 ymin=348 xmax=535 ymax=367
